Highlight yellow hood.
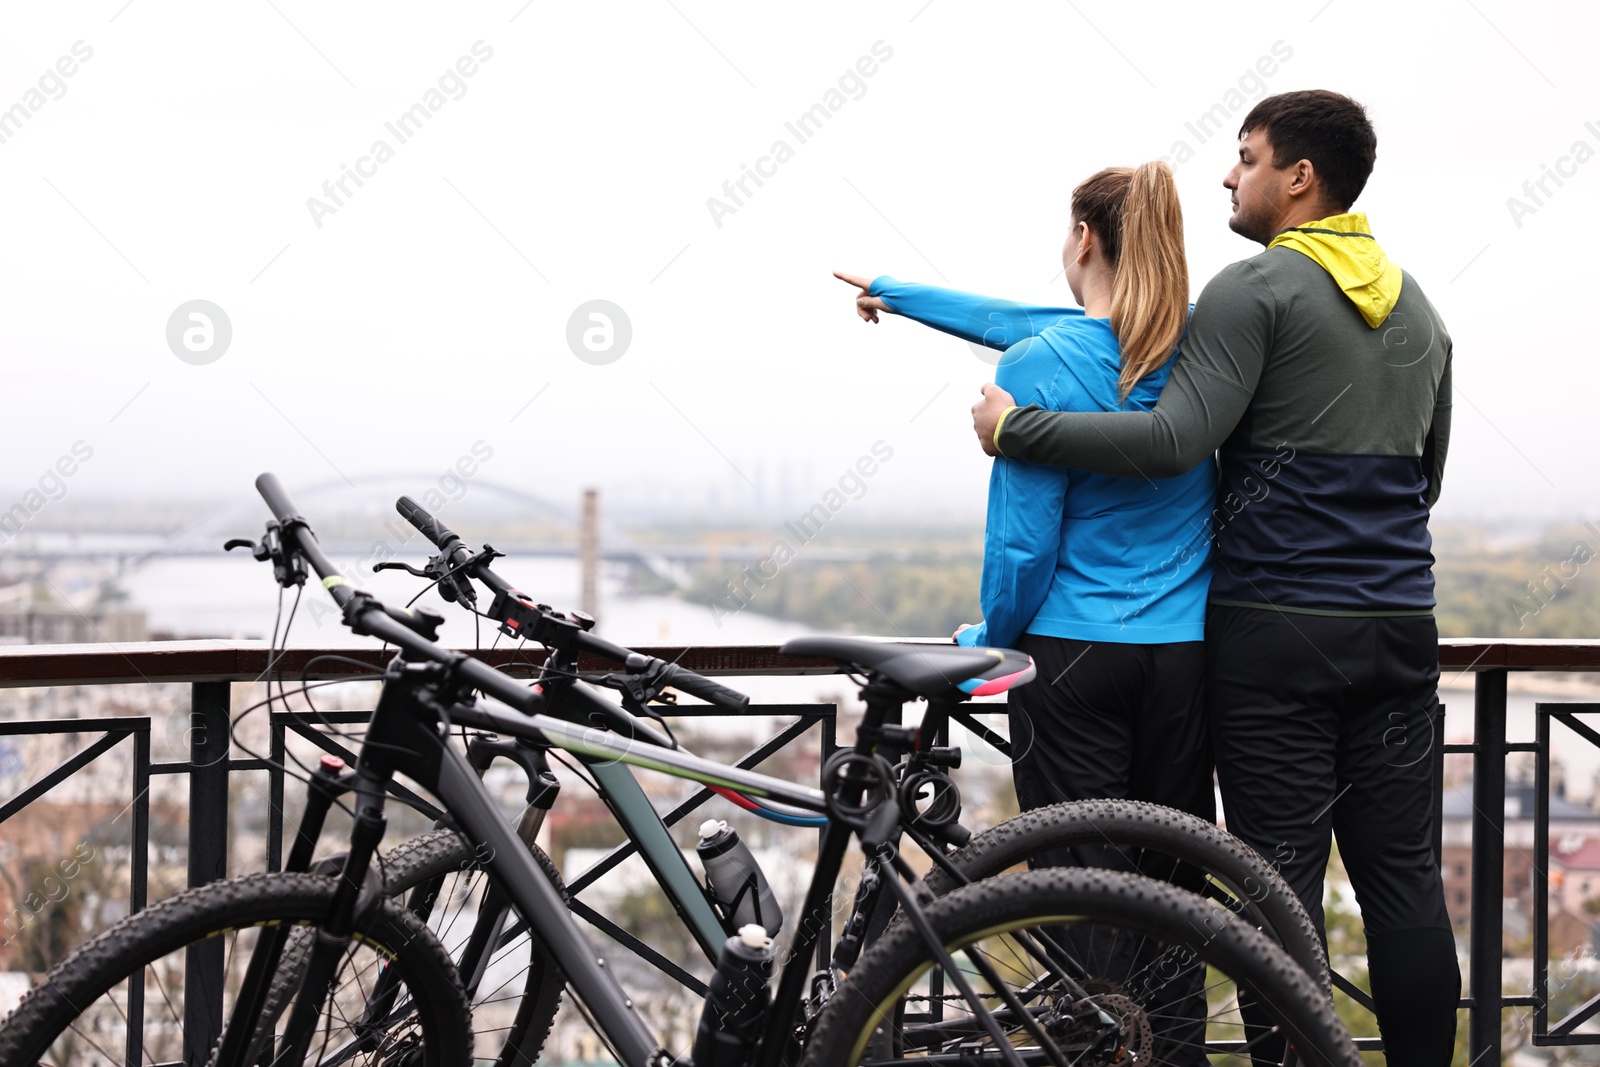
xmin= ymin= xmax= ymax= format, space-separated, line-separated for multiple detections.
xmin=1267 ymin=212 xmax=1402 ymax=328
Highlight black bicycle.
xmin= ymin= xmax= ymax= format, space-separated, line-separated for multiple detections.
xmin=0 ymin=475 xmax=1357 ymax=1067
xmin=334 ymin=495 xmax=1329 ymax=1064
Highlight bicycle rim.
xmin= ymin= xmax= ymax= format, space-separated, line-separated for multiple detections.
xmin=378 ymin=829 xmax=566 ymax=1065
xmin=0 ymin=872 xmax=472 ymax=1067
xmin=805 ymin=869 xmax=1357 ymax=1067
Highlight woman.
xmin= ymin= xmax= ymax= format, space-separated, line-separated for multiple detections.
xmin=840 ymin=163 xmax=1218 ymax=1061
xmin=835 ymin=161 xmax=1218 ymax=839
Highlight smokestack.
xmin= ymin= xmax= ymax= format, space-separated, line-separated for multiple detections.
xmin=580 ymin=488 xmax=599 ymax=622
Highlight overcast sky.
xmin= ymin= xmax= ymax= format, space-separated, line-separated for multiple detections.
xmin=1 ymin=0 xmax=1594 ymax=529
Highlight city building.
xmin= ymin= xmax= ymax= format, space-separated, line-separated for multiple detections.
xmin=1442 ymin=774 xmax=1600 ymax=954
xmin=0 ymin=582 xmax=146 ymax=645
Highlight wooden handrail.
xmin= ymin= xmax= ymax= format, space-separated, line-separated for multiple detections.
xmin=0 ymin=637 xmax=1598 ymax=687
xmin=0 ymin=639 xmax=846 ymax=687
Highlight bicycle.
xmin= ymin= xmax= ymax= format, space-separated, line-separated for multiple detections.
xmin=0 ymin=474 xmax=1357 ymax=1067
xmin=341 ymin=496 xmax=1330 ymax=1061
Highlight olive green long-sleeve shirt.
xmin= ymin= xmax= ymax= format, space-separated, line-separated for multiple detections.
xmin=997 ymin=247 xmax=1451 ymax=614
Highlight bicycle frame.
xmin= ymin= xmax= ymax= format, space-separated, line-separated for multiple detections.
xmin=388 ymin=500 xmax=981 ymax=1003
xmin=234 ymin=474 xmax=1071 ymax=1067
xmin=261 ymin=655 xmax=867 ymax=1067
xmin=385 ymin=497 xmax=815 ymax=973
xmin=461 ymin=676 xmax=779 ymax=971
xmin=448 ymin=728 xmax=734 ymax=997
xmin=585 ymin=758 xmax=730 ymax=964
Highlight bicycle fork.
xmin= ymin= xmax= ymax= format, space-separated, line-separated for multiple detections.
xmin=210 ymin=755 xmax=361 ymax=1067
xmin=454 ymin=735 xmax=561 ymax=1000
xmin=274 ymin=765 xmax=392 ymax=1065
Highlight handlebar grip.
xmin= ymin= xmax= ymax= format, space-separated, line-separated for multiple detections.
xmin=663 ymin=666 xmax=750 ymax=712
xmin=397 ymin=495 xmax=462 ymax=552
xmin=255 ymin=473 xmax=302 ymax=524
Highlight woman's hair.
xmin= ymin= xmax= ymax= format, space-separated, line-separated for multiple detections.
xmin=1070 ymin=162 xmax=1188 ymax=399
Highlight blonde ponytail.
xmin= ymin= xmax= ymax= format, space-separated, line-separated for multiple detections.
xmin=1070 ymin=162 xmax=1190 ymax=400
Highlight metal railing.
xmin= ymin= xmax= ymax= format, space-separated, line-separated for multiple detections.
xmin=3 ymin=636 xmax=1600 ymax=1063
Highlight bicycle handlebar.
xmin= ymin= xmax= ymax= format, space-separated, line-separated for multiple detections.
xmin=256 ymin=472 xmax=303 ymax=529
xmin=397 ymin=494 xmax=515 ymax=598
xmin=255 ymin=475 xmax=516 ymax=695
xmin=393 ymin=493 xmax=750 ymax=713
xmin=656 ymin=664 xmax=752 ymax=712
xmin=254 ymin=475 xmax=685 ymax=744
xmin=396 ymin=494 xmax=464 ymax=557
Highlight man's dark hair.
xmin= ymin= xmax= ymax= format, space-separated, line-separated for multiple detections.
xmin=1238 ymin=90 xmax=1376 ymax=212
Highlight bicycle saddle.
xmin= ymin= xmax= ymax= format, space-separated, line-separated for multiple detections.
xmin=780 ymin=636 xmax=1036 ymax=701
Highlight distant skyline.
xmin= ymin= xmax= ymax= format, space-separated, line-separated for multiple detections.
xmin=7 ymin=483 xmax=1593 ymax=539
xmin=1 ymin=1 xmax=1595 ymax=532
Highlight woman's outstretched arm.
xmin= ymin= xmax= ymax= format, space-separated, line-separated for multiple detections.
xmin=834 ymin=271 xmax=1082 ymax=352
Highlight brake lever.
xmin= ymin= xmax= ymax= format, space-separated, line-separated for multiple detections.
xmin=224 ymin=523 xmax=306 ymax=589
xmin=592 ymin=671 xmax=677 ymax=708
xmin=373 ymin=561 xmax=430 ymax=579
xmin=587 ymin=671 xmax=681 ymax=749
xmin=373 ymin=554 xmax=478 ymax=607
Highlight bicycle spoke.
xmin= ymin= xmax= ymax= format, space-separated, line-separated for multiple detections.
xmin=62 ymin=1015 xmax=125 ymax=1066
xmin=100 ymin=972 xmax=159 ymax=1067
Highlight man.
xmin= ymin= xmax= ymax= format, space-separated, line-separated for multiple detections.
xmin=971 ymin=90 xmax=1459 ymax=1063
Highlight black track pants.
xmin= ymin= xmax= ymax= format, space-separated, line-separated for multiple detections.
xmin=1006 ymin=633 xmax=1214 ymax=1066
xmin=1007 ymin=633 xmax=1214 ymax=827
xmin=1206 ymin=605 xmax=1461 ymax=1067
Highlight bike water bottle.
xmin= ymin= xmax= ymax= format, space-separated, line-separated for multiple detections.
xmin=691 ymin=924 xmax=774 ymax=1067
xmin=697 ymin=819 xmax=784 ymax=936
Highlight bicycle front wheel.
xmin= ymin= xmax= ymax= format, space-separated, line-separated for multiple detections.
xmin=256 ymin=829 xmax=568 ymax=1067
xmin=927 ymin=799 xmax=1328 ymax=985
xmin=381 ymin=828 xmax=568 ymax=1066
xmin=803 ymin=868 xmax=1359 ymax=1067
xmin=0 ymin=871 xmax=473 ymax=1067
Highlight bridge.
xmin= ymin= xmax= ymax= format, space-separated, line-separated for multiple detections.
xmin=0 ymin=537 xmax=873 ymax=566
xmin=0 ymin=474 xmax=873 ymax=576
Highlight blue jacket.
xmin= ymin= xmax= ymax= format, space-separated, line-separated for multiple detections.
xmin=869 ymin=276 xmax=1218 ymax=648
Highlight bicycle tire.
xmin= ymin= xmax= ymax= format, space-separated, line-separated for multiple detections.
xmin=259 ymin=830 xmax=568 ymax=1067
xmin=381 ymin=828 xmax=568 ymax=1067
xmin=0 ymin=870 xmax=473 ymax=1067
xmin=803 ymin=867 xmax=1360 ymax=1067
xmin=926 ymin=799 xmax=1328 ymax=985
